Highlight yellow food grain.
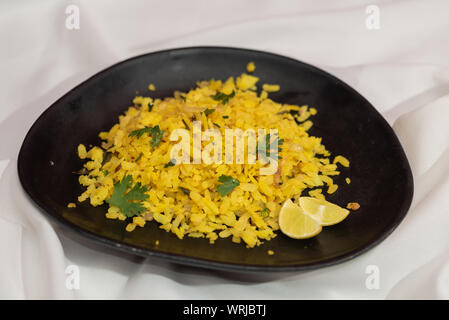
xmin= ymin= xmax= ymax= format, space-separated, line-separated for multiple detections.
xmin=125 ymin=223 xmax=136 ymax=232
xmin=77 ymin=144 xmax=87 ymax=159
xmin=236 ymin=73 xmax=258 ymax=90
xmin=333 ymin=155 xmax=350 ymax=167
xmin=75 ymin=63 xmax=351 ymax=248
xmin=148 ymin=84 xmax=155 ymax=91
xmin=345 ymin=177 xmax=351 ymax=184
xmin=268 ymin=250 xmax=275 ymax=255
xmin=262 ymin=84 xmax=280 ymax=92
xmin=327 ymin=184 xmax=338 ymax=194
xmin=308 ymin=189 xmax=325 ymax=200
xmin=106 ymin=212 xmax=119 ymax=219
xmin=133 ymin=216 xmax=146 ymax=227
xmin=246 ymin=61 xmax=256 ymax=73
xmin=67 ymin=203 xmax=76 ymax=208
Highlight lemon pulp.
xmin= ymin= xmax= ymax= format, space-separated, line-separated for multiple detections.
xmin=279 ymin=199 xmax=322 ymax=239
xmin=299 ymin=197 xmax=350 ymax=226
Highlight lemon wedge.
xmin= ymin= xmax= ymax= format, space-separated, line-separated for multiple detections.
xmin=279 ymin=199 xmax=322 ymax=239
xmin=299 ymin=197 xmax=350 ymax=226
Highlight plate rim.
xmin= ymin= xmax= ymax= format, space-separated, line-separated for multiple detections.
xmin=17 ymin=46 xmax=414 ymax=272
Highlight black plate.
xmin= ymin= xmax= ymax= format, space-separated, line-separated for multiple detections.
xmin=18 ymin=47 xmax=413 ymax=272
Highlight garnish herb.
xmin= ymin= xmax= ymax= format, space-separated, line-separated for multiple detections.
xmin=260 ymin=206 xmax=269 ymax=218
xmin=164 ymin=159 xmax=176 ymax=168
xmin=103 ymin=170 xmax=109 ymax=176
xmin=106 ymin=175 xmax=149 ymax=217
xmin=129 ymin=126 xmax=152 ymax=139
xmin=222 ymin=115 xmax=229 ymax=119
xmin=217 ymin=175 xmax=240 ymax=197
xmin=129 ymin=125 xmax=165 ymax=149
xmin=203 ymin=108 xmax=216 ymax=116
xmin=179 ymin=187 xmax=190 ymax=195
xmin=149 ymin=125 xmax=164 ymax=148
xmin=211 ymin=90 xmax=235 ymax=105
xmin=258 ymin=133 xmax=284 ymax=161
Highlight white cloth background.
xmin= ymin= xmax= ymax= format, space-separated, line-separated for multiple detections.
xmin=1 ymin=0 xmax=449 ymax=299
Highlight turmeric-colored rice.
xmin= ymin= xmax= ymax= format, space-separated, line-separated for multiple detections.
xmin=75 ymin=64 xmax=349 ymax=248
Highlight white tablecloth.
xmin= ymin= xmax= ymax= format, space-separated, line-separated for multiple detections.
xmin=1 ymin=0 xmax=449 ymax=299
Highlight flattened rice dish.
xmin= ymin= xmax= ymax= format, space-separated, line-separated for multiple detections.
xmin=74 ymin=63 xmax=358 ymax=248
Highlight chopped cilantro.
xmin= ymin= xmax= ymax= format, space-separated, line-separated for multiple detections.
xmin=217 ymin=175 xmax=240 ymax=197
xmin=164 ymin=159 xmax=176 ymax=168
xmin=106 ymin=175 xmax=149 ymax=217
xmin=179 ymin=187 xmax=190 ymax=195
xmin=149 ymin=125 xmax=164 ymax=148
xmin=258 ymin=133 xmax=283 ymax=161
xmin=129 ymin=125 xmax=165 ymax=149
xmin=129 ymin=126 xmax=152 ymax=139
xmin=260 ymin=206 xmax=269 ymax=218
xmin=222 ymin=115 xmax=229 ymax=119
xmin=103 ymin=170 xmax=109 ymax=176
xmin=211 ymin=90 xmax=235 ymax=105
xmin=203 ymin=108 xmax=216 ymax=116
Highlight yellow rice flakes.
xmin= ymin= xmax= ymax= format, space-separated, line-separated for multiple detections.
xmin=246 ymin=62 xmax=255 ymax=73
xmin=75 ymin=70 xmax=349 ymax=248
xmin=262 ymin=84 xmax=280 ymax=92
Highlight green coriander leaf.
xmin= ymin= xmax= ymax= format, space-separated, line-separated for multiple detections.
xmin=129 ymin=126 xmax=152 ymax=139
xmin=178 ymin=187 xmax=190 ymax=195
xmin=260 ymin=206 xmax=269 ymax=218
xmin=222 ymin=115 xmax=229 ymax=119
xmin=211 ymin=90 xmax=235 ymax=105
xmin=103 ymin=170 xmax=109 ymax=176
xmin=203 ymin=108 xmax=216 ymax=116
xmin=217 ymin=175 xmax=240 ymax=197
xmin=258 ymin=133 xmax=283 ymax=162
xmin=129 ymin=125 xmax=165 ymax=149
xmin=164 ymin=159 xmax=176 ymax=168
xmin=149 ymin=125 xmax=164 ymax=149
xmin=106 ymin=175 xmax=149 ymax=217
